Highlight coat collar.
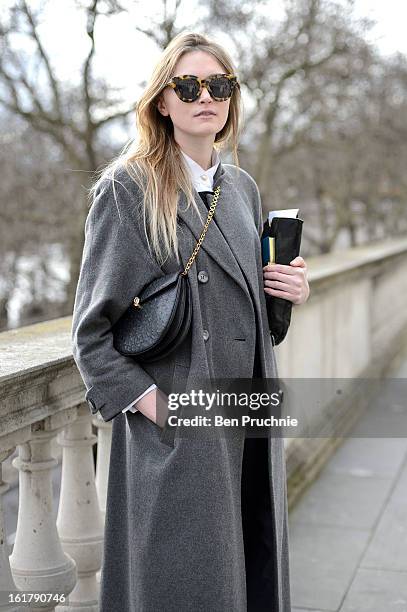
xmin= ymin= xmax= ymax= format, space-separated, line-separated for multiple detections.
xmin=176 ymin=159 xmax=259 ymax=303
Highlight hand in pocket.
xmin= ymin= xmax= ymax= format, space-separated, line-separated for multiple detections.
xmin=136 ymin=387 xmax=170 ymax=429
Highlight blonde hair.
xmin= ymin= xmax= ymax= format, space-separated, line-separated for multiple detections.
xmin=89 ymin=31 xmax=244 ymax=266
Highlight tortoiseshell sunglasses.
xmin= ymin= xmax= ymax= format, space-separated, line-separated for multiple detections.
xmin=165 ymin=73 xmax=239 ymax=102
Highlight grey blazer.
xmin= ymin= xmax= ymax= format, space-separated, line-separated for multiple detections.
xmin=71 ymin=160 xmax=292 ymax=612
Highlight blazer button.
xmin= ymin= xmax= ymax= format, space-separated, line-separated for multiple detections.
xmin=198 ymin=270 xmax=209 ymax=283
xmin=203 ymin=329 xmax=210 ymax=341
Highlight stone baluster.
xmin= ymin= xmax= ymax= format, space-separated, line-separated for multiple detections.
xmin=0 ymin=449 xmax=22 ymax=612
xmin=56 ymin=405 xmax=104 ymax=611
xmin=9 ymin=414 xmax=77 ymax=612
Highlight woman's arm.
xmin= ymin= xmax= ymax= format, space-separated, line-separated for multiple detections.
xmin=71 ymin=171 xmax=165 ymax=422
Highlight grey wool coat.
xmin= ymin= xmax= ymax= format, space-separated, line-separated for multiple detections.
xmin=71 ymin=159 xmax=292 ymax=612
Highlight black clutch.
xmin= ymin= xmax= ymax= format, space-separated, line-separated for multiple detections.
xmin=261 ymin=212 xmax=303 ymax=346
xmin=111 ymin=186 xmax=221 ymax=363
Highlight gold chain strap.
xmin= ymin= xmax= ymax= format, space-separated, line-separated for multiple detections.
xmin=181 ymin=185 xmax=221 ymax=276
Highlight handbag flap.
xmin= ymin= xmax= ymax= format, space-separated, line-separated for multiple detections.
xmin=138 ymin=270 xmax=181 ymax=303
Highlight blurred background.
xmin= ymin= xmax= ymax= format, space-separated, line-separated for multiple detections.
xmin=1 ymin=3 xmax=407 ymax=609
xmin=1 ymin=0 xmax=407 ymax=330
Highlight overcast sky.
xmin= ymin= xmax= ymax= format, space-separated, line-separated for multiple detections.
xmin=355 ymin=0 xmax=407 ymax=55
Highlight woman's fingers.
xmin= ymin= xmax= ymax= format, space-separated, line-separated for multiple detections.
xmin=263 ymin=263 xmax=306 ymax=277
xmin=289 ymin=256 xmax=306 ymax=267
xmin=264 ymin=281 xmax=301 ymax=303
xmin=263 ymin=258 xmax=310 ymax=305
xmin=264 ymin=286 xmax=298 ymax=302
xmin=264 ymin=269 xmax=305 ymax=282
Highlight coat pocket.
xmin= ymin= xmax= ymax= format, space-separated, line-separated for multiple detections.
xmin=159 ymin=362 xmax=190 ymax=447
xmin=129 ymin=403 xmax=176 ymax=450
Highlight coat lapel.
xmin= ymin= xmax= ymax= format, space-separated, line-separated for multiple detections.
xmin=176 ymin=161 xmax=260 ymax=305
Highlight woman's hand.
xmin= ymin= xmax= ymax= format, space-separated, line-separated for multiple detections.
xmin=263 ymin=256 xmax=310 ymax=305
xmin=135 ymin=387 xmax=170 ymax=429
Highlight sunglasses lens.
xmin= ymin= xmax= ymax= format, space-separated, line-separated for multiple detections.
xmin=209 ymin=76 xmax=233 ymax=99
xmin=176 ymin=78 xmax=200 ymax=101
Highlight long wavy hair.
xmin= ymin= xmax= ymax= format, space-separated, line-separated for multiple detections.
xmin=89 ymin=31 xmax=244 ymax=266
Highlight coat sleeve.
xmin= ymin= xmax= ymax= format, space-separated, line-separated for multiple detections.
xmin=71 ymin=174 xmax=164 ymax=422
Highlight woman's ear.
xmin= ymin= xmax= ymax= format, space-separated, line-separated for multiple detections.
xmin=156 ymin=95 xmax=168 ymax=117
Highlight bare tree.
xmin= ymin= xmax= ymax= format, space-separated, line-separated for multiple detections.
xmin=133 ymin=0 xmax=186 ymax=48
xmin=1 ymin=0 xmax=407 ymax=323
xmin=0 ymin=0 xmax=138 ymax=312
xmin=198 ymin=0 xmax=407 ymax=253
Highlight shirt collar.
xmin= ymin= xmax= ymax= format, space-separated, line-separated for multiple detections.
xmin=180 ymin=148 xmax=221 ymax=193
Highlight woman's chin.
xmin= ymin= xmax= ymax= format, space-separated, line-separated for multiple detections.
xmin=189 ymin=126 xmax=221 ymax=137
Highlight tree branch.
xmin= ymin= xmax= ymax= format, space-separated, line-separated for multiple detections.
xmin=20 ymin=0 xmax=63 ymax=119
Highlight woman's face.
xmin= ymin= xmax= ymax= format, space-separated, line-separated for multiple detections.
xmin=157 ymin=50 xmax=231 ymax=144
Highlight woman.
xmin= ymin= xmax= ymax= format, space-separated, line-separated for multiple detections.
xmin=72 ymin=31 xmax=309 ymax=612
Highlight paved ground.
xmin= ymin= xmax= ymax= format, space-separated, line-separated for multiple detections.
xmin=289 ymin=347 xmax=407 ymax=612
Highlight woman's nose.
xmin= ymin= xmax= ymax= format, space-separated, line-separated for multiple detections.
xmin=198 ymin=85 xmax=212 ymax=101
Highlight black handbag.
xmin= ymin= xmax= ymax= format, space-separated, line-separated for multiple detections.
xmin=111 ymin=186 xmax=221 ymax=363
xmin=261 ymin=212 xmax=304 ymax=346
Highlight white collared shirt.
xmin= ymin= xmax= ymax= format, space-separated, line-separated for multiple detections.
xmin=180 ymin=148 xmax=221 ymax=192
xmin=122 ymin=147 xmax=221 ymax=414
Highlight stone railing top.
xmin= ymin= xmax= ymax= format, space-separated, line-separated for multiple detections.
xmin=0 ymin=315 xmax=73 ymax=381
xmin=0 ymin=316 xmax=85 ymax=442
xmin=306 ymin=236 xmax=407 ymax=283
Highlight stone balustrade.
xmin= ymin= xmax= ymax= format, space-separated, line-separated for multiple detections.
xmin=0 ymin=317 xmax=108 ymax=610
